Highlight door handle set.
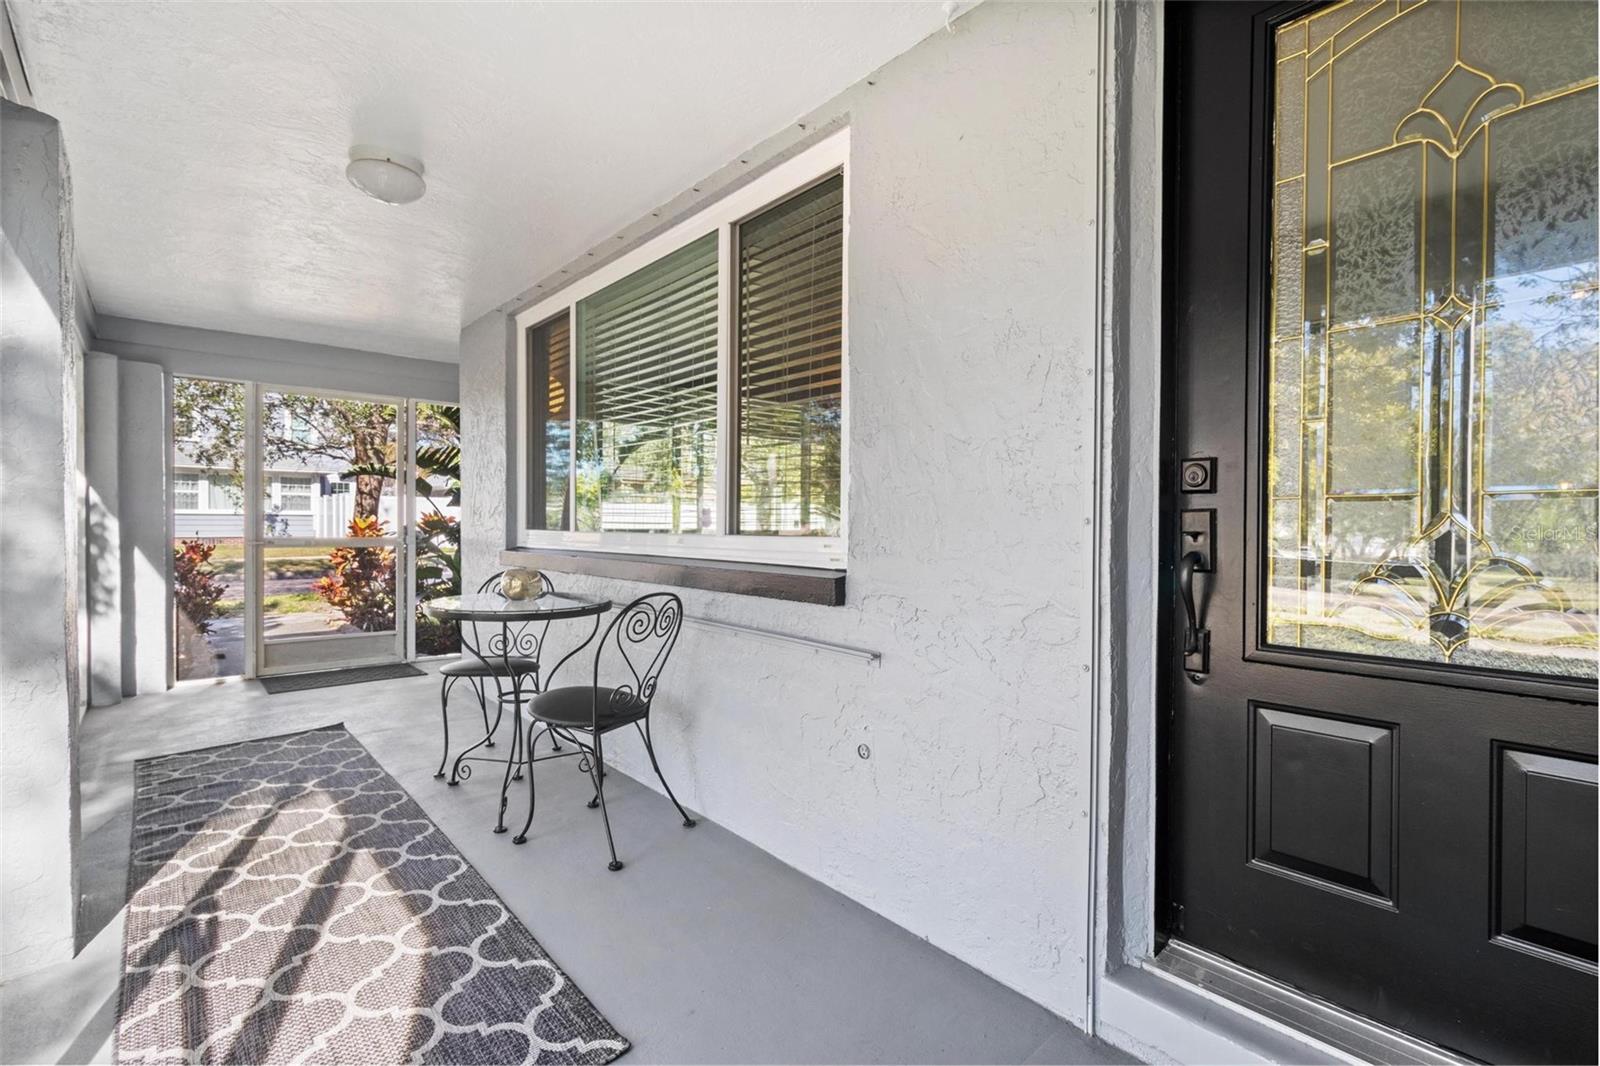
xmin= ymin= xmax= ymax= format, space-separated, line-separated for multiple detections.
xmin=1178 ymin=508 xmax=1214 ymax=679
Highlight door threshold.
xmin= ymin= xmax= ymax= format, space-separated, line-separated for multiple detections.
xmin=1151 ymin=941 xmax=1477 ymax=1065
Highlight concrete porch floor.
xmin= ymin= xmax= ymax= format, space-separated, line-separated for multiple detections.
xmin=0 ymin=671 xmax=1134 ymax=1065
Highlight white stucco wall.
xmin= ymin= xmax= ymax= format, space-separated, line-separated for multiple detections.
xmin=117 ymin=358 xmax=169 ymax=695
xmin=460 ymin=1 xmax=1101 ymax=1021
xmin=85 ymin=350 xmax=122 ymax=707
xmin=0 ymin=99 xmax=83 ymax=976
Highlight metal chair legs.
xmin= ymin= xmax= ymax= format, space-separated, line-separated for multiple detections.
xmin=471 ymin=678 xmax=494 ymax=747
xmin=434 ymin=674 xmax=458 ymax=778
xmin=590 ymin=732 xmax=623 ymax=871
xmin=515 ymin=716 xmax=693 ymax=872
xmin=437 ymin=675 xmax=505 ymax=780
xmin=639 ymin=718 xmax=697 ymax=828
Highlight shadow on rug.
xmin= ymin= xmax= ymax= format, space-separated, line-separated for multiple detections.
xmin=117 ymin=724 xmax=630 ymax=1065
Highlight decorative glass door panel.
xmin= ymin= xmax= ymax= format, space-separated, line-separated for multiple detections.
xmin=1267 ymin=0 xmax=1599 ymax=678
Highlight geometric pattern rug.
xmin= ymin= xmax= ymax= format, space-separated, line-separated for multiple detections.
xmin=116 ymin=725 xmax=630 ymax=1065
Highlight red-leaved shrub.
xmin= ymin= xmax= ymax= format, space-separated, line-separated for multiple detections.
xmin=174 ymin=539 xmax=227 ymax=635
xmin=312 ymin=515 xmax=396 ymax=631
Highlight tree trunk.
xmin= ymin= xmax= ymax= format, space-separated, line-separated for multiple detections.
xmin=352 ymin=420 xmax=385 ymax=521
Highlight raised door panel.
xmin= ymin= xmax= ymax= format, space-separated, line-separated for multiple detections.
xmin=1251 ymin=707 xmax=1397 ymax=902
xmin=1495 ymin=748 xmax=1599 ymax=967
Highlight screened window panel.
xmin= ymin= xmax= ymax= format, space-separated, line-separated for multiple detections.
xmin=529 ymin=314 xmax=573 ymax=530
xmin=575 ymin=232 xmax=719 ymax=534
xmin=735 ymin=173 xmax=843 ymax=537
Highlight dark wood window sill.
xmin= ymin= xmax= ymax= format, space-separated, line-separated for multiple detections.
xmin=499 ymin=548 xmax=846 ymax=606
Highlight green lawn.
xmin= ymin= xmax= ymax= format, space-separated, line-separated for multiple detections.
xmin=210 ymin=557 xmax=329 ymax=579
xmin=205 ymin=544 xmax=321 ymax=562
xmin=216 ymin=591 xmax=325 ymax=619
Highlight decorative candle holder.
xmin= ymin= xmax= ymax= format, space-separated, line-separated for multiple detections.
xmin=499 ymin=567 xmax=542 ymax=601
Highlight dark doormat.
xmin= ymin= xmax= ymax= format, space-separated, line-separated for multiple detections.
xmin=258 ymin=662 xmax=426 ymax=693
xmin=118 ymin=724 xmax=631 ymax=1064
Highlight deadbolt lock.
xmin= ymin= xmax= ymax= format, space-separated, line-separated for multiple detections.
xmin=1180 ymin=457 xmax=1217 ymax=494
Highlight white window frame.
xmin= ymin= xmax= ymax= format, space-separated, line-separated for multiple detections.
xmin=272 ymin=474 xmax=316 ymax=515
xmin=173 ymin=471 xmax=203 ymax=512
xmin=515 ymin=129 xmax=849 ymax=569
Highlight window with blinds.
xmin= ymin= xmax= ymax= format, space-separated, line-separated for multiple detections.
xmin=734 ymin=173 xmax=843 ymax=537
xmin=527 ymin=313 xmax=572 ymax=530
xmin=519 ymin=141 xmax=847 ymax=563
xmin=573 ymin=232 xmax=719 ymax=534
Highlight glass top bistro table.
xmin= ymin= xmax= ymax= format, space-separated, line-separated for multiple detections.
xmin=423 ymin=590 xmax=612 ymax=833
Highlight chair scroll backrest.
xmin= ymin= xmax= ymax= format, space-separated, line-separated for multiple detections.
xmin=467 ymin=570 xmax=555 ymax=663
xmin=594 ymin=593 xmax=684 ymax=712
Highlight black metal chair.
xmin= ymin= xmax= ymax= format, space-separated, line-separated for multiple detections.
xmin=434 ymin=570 xmax=560 ymax=780
xmin=514 ymin=592 xmax=696 ymax=870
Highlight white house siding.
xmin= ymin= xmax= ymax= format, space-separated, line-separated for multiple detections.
xmin=171 ymin=512 xmax=290 ymax=539
xmin=461 ymin=0 xmax=1100 ymax=1024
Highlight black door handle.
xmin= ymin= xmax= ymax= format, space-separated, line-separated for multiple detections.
xmin=1178 ymin=551 xmax=1203 ymax=653
xmin=1178 ymin=550 xmax=1210 ymax=675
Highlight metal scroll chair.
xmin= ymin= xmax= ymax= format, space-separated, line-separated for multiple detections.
xmin=513 ymin=592 xmax=696 ymax=870
xmin=434 ymin=570 xmax=560 ymax=780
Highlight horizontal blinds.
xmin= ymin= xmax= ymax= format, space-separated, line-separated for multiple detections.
xmin=737 ymin=175 xmax=844 ymax=436
xmin=530 ymin=314 xmax=571 ymax=530
xmin=578 ymin=233 xmax=719 ymax=430
xmin=541 ymin=314 xmax=570 ymax=419
xmin=574 ymin=232 xmax=718 ymax=534
xmin=736 ymin=173 xmax=843 ymax=535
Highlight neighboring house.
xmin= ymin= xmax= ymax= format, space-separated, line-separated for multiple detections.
xmin=171 ymin=444 xmax=346 ymax=539
xmin=172 ymin=443 xmax=456 ymax=540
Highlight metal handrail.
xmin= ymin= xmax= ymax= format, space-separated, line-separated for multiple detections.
xmin=683 ymin=615 xmax=881 ymax=663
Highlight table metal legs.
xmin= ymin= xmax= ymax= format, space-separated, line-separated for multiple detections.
xmin=443 ymin=610 xmax=606 ymax=838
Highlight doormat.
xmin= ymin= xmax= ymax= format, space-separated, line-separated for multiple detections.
xmin=257 ymin=662 xmax=426 ymax=693
xmin=117 ymin=724 xmax=630 ymax=1065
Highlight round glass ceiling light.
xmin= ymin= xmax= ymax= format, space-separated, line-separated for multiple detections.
xmin=346 ymin=146 xmax=426 ymax=205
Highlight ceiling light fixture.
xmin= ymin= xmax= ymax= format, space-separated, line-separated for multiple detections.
xmin=346 ymin=146 xmax=426 ymax=205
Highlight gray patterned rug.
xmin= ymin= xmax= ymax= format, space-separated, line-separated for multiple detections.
xmin=117 ymin=724 xmax=630 ymax=1065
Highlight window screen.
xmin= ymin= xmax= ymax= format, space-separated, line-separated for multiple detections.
xmin=735 ymin=173 xmax=843 ymax=536
xmin=574 ymin=232 xmax=719 ymax=534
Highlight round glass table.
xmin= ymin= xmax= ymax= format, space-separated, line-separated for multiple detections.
xmin=423 ymin=590 xmax=612 ymax=832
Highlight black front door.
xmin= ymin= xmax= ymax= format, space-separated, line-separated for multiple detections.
xmin=1164 ymin=2 xmax=1598 ymax=1061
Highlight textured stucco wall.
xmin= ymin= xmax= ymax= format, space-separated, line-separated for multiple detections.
xmin=85 ymin=351 xmax=123 ymax=707
xmin=118 ymin=359 xmax=169 ymax=696
xmin=0 ymin=99 xmax=83 ymax=976
xmin=459 ymin=311 xmax=517 ymax=584
xmin=459 ymin=1 xmax=1099 ymax=1020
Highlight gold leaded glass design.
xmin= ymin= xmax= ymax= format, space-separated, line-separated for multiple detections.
xmin=1268 ymin=0 xmax=1599 ymax=678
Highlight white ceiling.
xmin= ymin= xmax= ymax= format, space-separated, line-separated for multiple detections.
xmin=11 ymin=1 xmax=957 ymax=362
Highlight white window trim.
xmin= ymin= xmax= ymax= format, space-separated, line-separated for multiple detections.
xmin=270 ymin=474 xmax=317 ymax=515
xmin=514 ymin=129 xmax=849 ymax=570
xmin=173 ymin=472 xmax=204 ymax=512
